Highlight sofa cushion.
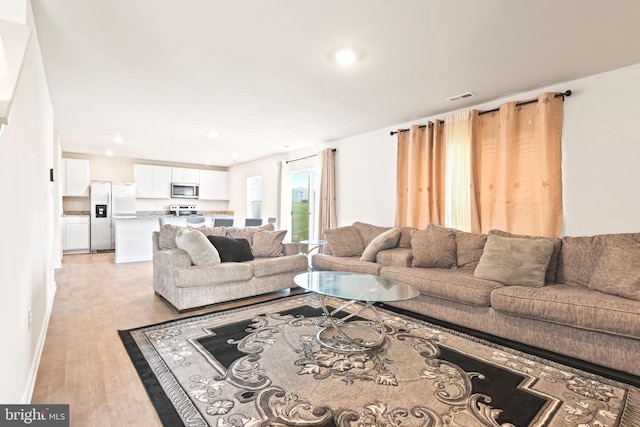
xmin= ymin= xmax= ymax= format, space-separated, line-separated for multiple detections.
xmin=158 ymin=224 xmax=181 ymax=250
xmin=588 ymin=241 xmax=640 ymax=301
xmin=398 ymin=226 xmax=418 ymax=248
xmin=173 ymin=263 xmax=254 ymax=287
xmin=474 ymin=235 xmax=553 ymax=287
xmin=411 ymin=227 xmax=457 ymax=268
xmin=250 ymin=254 xmax=309 ymax=278
xmin=491 ymin=284 xmax=640 ymax=339
xmin=353 ymin=221 xmax=391 ymax=248
xmin=557 ymin=233 xmax=640 ymax=286
xmin=175 ymin=228 xmax=221 ymax=266
xmin=360 ymin=228 xmax=401 ymax=262
xmin=196 ymin=226 xmax=227 ymax=238
xmin=376 ymin=247 xmax=413 ymax=267
xmin=311 ymin=254 xmax=382 ymax=275
xmin=252 ymin=230 xmax=287 ymax=257
xmin=380 ymin=266 xmax=503 ymax=307
xmin=207 ymin=236 xmax=254 ymax=262
xmin=489 ymin=229 xmax=562 ymax=283
xmin=455 ymin=230 xmax=487 ymax=271
xmin=323 ymin=226 xmax=365 ymax=257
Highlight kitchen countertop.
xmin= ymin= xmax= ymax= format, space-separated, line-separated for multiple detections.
xmin=62 ymin=211 xmax=90 ymax=216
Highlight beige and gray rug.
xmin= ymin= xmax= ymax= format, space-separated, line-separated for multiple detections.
xmin=119 ymin=294 xmax=639 ymax=426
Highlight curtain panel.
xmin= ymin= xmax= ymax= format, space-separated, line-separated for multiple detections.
xmin=473 ymin=93 xmax=564 ymax=237
xmin=317 ymin=148 xmax=336 ymax=239
xmin=395 ymin=123 xmax=445 ymax=229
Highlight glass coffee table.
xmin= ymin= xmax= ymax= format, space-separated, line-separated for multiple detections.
xmin=294 ymin=271 xmax=419 ymax=352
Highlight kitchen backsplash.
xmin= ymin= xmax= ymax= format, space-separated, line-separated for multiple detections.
xmin=63 ymin=197 xmax=229 ymax=214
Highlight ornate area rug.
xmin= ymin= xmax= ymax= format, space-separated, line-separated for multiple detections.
xmin=119 ymin=294 xmax=639 ymax=426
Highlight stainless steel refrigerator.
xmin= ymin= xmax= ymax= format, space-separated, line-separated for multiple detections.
xmin=90 ymin=181 xmax=136 ymax=252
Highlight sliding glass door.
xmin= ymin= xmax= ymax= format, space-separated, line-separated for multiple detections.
xmin=290 ymin=169 xmax=318 ymax=243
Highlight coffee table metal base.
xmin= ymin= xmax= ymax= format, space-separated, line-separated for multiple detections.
xmin=315 ymin=294 xmax=385 ymax=353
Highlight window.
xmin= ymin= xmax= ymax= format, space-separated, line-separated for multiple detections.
xmin=247 ymin=175 xmax=262 ymax=219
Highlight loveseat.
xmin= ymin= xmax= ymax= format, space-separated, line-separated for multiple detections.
xmin=311 ymin=222 xmax=640 ymax=378
xmin=153 ymin=224 xmax=309 ymax=312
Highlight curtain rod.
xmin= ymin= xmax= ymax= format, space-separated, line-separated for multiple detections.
xmin=286 ymin=148 xmax=336 ymax=164
xmin=389 ymin=90 xmax=572 ymax=135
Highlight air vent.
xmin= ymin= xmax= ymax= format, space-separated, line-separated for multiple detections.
xmin=447 ymin=91 xmax=476 ymax=102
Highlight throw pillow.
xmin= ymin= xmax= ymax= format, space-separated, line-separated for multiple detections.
xmin=489 ymin=229 xmax=562 ymax=283
xmin=588 ymin=243 xmax=640 ymax=301
xmin=252 ymin=230 xmax=287 ymax=257
xmin=411 ymin=227 xmax=457 ymax=268
xmin=360 ymin=228 xmax=401 ymax=262
xmin=323 ymin=226 xmax=365 ymax=257
xmin=206 ymin=236 xmax=254 ymax=262
xmin=474 ymin=234 xmax=553 ymax=287
xmin=175 ymin=228 xmax=221 ymax=266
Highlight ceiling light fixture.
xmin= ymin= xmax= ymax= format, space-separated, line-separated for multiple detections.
xmin=334 ymin=48 xmax=357 ymax=66
xmin=112 ymin=135 xmax=124 ymax=144
xmin=208 ymin=130 xmax=220 ymax=139
xmin=105 ymin=149 xmax=114 ymax=156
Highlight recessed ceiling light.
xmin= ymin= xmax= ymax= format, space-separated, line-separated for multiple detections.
xmin=335 ymin=48 xmax=357 ymax=66
xmin=105 ymin=150 xmax=114 ymax=156
xmin=208 ymin=130 xmax=220 ymax=139
xmin=112 ymin=135 xmax=124 ymax=144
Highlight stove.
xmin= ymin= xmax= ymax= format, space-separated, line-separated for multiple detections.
xmin=169 ymin=205 xmax=198 ymax=216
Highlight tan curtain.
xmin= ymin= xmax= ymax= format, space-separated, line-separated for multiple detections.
xmin=395 ymin=123 xmax=445 ymax=228
xmin=317 ymin=148 xmax=336 ymax=239
xmin=473 ymin=93 xmax=563 ymax=237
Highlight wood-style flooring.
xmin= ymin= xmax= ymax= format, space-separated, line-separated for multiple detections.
xmin=31 ymin=252 xmax=300 ymax=426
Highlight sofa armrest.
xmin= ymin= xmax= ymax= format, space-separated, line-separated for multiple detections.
xmin=282 ymin=242 xmax=300 ymax=256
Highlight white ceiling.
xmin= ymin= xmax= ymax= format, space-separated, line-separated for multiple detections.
xmin=31 ymin=0 xmax=640 ymax=167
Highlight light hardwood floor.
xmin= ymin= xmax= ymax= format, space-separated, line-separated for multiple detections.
xmin=31 ymin=252 xmax=300 ymax=426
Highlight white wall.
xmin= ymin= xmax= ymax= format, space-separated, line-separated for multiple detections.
xmin=0 ymin=3 xmax=56 ymax=403
xmin=230 ymin=63 xmax=640 ymax=237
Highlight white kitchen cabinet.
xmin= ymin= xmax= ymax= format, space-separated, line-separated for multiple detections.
xmin=63 ymin=215 xmax=90 ymax=253
xmin=199 ymin=170 xmax=229 ymax=200
xmin=171 ymin=167 xmax=199 ymax=184
xmin=62 ymin=158 xmax=90 ymax=196
xmin=134 ymin=164 xmax=171 ymax=198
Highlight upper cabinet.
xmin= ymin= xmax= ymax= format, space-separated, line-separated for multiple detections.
xmin=134 ymin=164 xmax=171 ymax=198
xmin=171 ymin=167 xmax=200 ymax=184
xmin=199 ymin=170 xmax=229 ymax=200
xmin=62 ymin=158 xmax=90 ymax=197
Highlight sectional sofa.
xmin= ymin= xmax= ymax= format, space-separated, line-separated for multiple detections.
xmin=153 ymin=224 xmax=308 ymax=312
xmin=311 ymin=222 xmax=640 ymax=377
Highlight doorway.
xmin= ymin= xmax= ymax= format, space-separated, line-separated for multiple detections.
xmin=290 ymin=169 xmax=318 ymax=242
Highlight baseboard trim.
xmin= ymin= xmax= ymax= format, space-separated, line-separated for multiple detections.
xmin=23 ymin=283 xmax=57 ymax=403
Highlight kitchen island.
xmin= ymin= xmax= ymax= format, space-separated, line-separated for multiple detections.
xmin=114 ymin=217 xmax=160 ymax=263
xmin=113 ymin=211 xmax=234 ymax=263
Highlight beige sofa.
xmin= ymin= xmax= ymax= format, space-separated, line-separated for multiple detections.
xmin=153 ymin=224 xmax=309 ymax=312
xmin=311 ymin=222 xmax=640 ymax=378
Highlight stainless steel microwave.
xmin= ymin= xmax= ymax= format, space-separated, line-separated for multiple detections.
xmin=171 ymin=182 xmax=199 ymax=199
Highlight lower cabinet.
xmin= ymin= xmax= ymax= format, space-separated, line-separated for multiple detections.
xmin=63 ymin=216 xmax=90 ymax=254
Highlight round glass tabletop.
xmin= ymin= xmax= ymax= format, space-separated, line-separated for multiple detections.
xmin=294 ymin=271 xmax=419 ymax=303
